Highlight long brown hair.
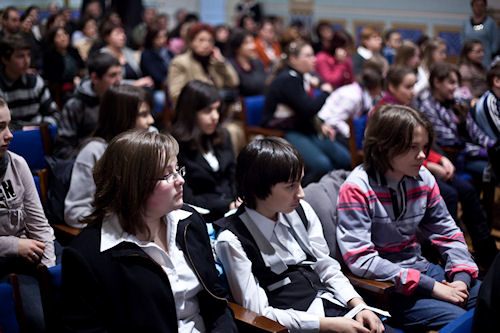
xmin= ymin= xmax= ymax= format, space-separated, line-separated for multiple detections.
xmin=266 ymin=40 xmax=310 ymax=85
xmin=85 ymin=130 xmax=179 ymax=239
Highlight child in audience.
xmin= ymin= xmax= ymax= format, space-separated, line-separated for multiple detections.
xmin=0 ymin=97 xmax=55 ymax=332
xmin=263 ymin=40 xmax=350 ymax=184
xmin=415 ymin=62 xmax=494 ymax=178
xmin=351 ymin=26 xmax=385 ymax=76
xmin=171 ymin=80 xmax=239 ymax=221
xmin=317 ymin=66 xmax=382 ymax=144
xmin=472 ymin=63 xmax=500 ymax=140
xmin=415 ymin=37 xmax=447 ymax=96
xmin=372 ymin=66 xmax=498 ymax=269
xmin=459 ymin=39 xmax=488 ymax=98
xmin=64 ymin=84 xmax=154 ymax=228
xmin=337 ymin=104 xmax=481 ymax=331
xmin=394 ymin=40 xmax=420 ymax=72
xmin=382 ymin=29 xmax=402 ymax=65
xmin=61 ymin=130 xmax=237 ymax=332
xmin=216 ymin=136 xmax=393 ymax=333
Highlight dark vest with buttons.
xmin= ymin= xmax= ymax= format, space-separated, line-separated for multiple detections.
xmin=218 ymin=204 xmax=327 ymax=311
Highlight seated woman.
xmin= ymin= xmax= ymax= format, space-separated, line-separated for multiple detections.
xmin=99 ymin=21 xmax=154 ymax=88
xmin=315 ymin=30 xmax=355 ymax=90
xmin=459 ymin=39 xmax=488 ymax=98
xmin=64 ymin=84 xmax=155 ymax=228
xmin=0 ymin=97 xmax=55 ymax=332
xmin=415 ymin=62 xmax=495 ymax=178
xmin=42 ymin=26 xmax=85 ymax=104
xmin=263 ymin=41 xmax=350 ymax=184
xmin=227 ymin=28 xmax=268 ymax=97
xmin=216 ymin=137 xmax=393 ymax=333
xmin=337 ymin=104 xmax=481 ymax=331
xmin=371 ymin=66 xmax=497 ymax=269
xmin=171 ymin=80 xmax=239 ymax=222
xmin=394 ymin=40 xmax=421 ymax=74
xmin=60 ymin=130 xmax=237 ymax=332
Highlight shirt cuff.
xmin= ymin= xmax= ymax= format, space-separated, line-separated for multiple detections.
xmin=415 ymin=273 xmax=435 ymax=296
xmin=292 ymin=313 xmax=320 ymax=333
xmin=453 ymin=272 xmax=472 ymax=289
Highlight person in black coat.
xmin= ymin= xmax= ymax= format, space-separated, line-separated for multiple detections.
xmin=263 ymin=41 xmax=351 ymax=184
xmin=60 ymin=130 xmax=237 ymax=332
xmin=42 ymin=26 xmax=85 ymax=103
xmin=171 ymin=80 xmax=239 ymax=222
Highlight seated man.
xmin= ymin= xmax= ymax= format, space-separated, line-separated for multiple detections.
xmin=0 ymin=34 xmax=59 ymax=130
xmin=337 ymin=104 xmax=481 ymax=331
xmin=53 ymin=53 xmax=122 ymax=158
xmin=216 ymin=137 xmax=394 ymax=333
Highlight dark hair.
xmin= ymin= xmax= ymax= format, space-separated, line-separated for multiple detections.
xmin=188 ymin=22 xmax=215 ymax=42
xmin=359 ymin=67 xmax=383 ymax=91
xmin=328 ymin=30 xmax=350 ymax=55
xmin=429 ymin=62 xmax=461 ymax=90
xmin=87 ymin=130 xmax=179 ymax=239
xmin=363 ymin=104 xmax=434 ymax=174
xmin=1 ymin=6 xmax=17 ymax=21
xmin=459 ymin=39 xmax=484 ymax=68
xmin=315 ymin=21 xmax=332 ymax=39
xmin=171 ymin=80 xmax=224 ymax=152
xmin=21 ymin=6 xmax=38 ymax=22
xmin=77 ymin=14 xmax=96 ymax=32
xmin=228 ymin=28 xmax=253 ymax=58
xmin=100 ymin=20 xmax=124 ymax=40
xmin=384 ymin=29 xmax=399 ymax=43
xmin=45 ymin=26 xmax=69 ymax=49
xmin=87 ymin=52 xmax=120 ymax=77
xmin=236 ymin=137 xmax=304 ymax=209
xmin=386 ymin=66 xmax=415 ymax=90
xmin=471 ymin=0 xmax=487 ymax=5
xmin=46 ymin=10 xmax=64 ymax=31
xmin=93 ymin=84 xmax=151 ymax=142
xmin=487 ymin=63 xmax=500 ymax=89
xmin=0 ymin=34 xmax=31 ymax=60
xmin=144 ymin=27 xmax=164 ymax=49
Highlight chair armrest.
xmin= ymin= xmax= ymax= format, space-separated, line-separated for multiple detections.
xmin=246 ymin=126 xmax=285 ymax=138
xmin=344 ymin=272 xmax=394 ymax=296
xmin=229 ymin=302 xmax=288 ymax=333
xmin=52 ymin=224 xmax=82 ymax=244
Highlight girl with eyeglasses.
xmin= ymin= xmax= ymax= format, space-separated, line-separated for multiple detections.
xmin=60 ymin=130 xmax=237 ymax=332
xmin=64 ymin=84 xmax=155 ymax=228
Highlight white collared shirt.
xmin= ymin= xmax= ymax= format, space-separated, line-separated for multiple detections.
xmin=216 ymin=200 xmax=360 ymax=333
xmin=357 ymin=46 xmax=373 ymax=60
xmin=100 ymin=210 xmax=205 ymax=333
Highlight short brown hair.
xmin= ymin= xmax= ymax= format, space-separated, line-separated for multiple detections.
xmin=360 ymin=26 xmax=380 ymax=41
xmin=487 ymin=63 xmax=500 ymax=89
xmin=363 ymin=104 xmax=434 ymax=174
xmin=394 ymin=40 xmax=419 ymax=67
xmin=87 ymin=130 xmax=179 ymax=238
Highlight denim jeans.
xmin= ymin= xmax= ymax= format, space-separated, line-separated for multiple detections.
xmin=388 ymin=263 xmax=481 ymax=332
xmin=285 ymin=131 xmax=351 ymax=184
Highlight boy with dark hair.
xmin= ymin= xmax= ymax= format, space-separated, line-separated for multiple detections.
xmin=472 ymin=63 xmax=500 ymax=141
xmin=216 ymin=137 xmax=393 ymax=333
xmin=0 ymin=34 xmax=59 ymax=129
xmin=337 ymin=104 xmax=480 ymax=331
xmin=0 ymin=6 xmax=21 ymax=39
xmin=53 ymin=52 xmax=122 ymax=158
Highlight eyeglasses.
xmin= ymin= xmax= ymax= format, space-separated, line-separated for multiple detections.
xmin=158 ymin=166 xmax=185 ymax=183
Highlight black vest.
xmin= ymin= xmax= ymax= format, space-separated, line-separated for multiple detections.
xmin=219 ymin=205 xmax=326 ymax=311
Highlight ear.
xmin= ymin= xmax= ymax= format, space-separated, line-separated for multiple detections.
xmin=90 ymin=72 xmax=98 ymax=84
xmin=493 ymin=76 xmax=500 ymax=89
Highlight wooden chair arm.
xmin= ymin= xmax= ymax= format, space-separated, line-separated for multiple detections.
xmin=345 ymin=272 xmax=394 ymax=296
xmin=35 ymin=168 xmax=49 ymax=206
xmin=246 ymin=126 xmax=285 ymax=138
xmin=229 ymin=302 xmax=288 ymax=333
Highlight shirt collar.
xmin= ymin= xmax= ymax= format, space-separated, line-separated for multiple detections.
xmin=100 ymin=209 xmax=193 ymax=252
xmin=357 ymin=46 xmax=373 ymax=60
xmin=245 ymin=207 xmax=287 ymax=242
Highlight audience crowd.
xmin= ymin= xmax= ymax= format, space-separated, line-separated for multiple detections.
xmin=0 ymin=0 xmax=500 ymax=331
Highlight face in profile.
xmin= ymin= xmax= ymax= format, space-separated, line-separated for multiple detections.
xmin=196 ymin=101 xmax=220 ymax=136
xmin=387 ymin=126 xmax=428 ymax=180
xmin=0 ymin=106 xmax=13 ymax=158
xmin=134 ymin=102 xmax=154 ymax=130
xmin=389 ymin=72 xmax=416 ymax=106
xmin=258 ymin=171 xmax=305 ymax=218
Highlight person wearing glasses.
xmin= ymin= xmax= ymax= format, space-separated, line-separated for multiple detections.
xmin=64 ymin=84 xmax=155 ymax=228
xmin=60 ymin=130 xmax=237 ymax=332
xmin=171 ymin=80 xmax=239 ymax=222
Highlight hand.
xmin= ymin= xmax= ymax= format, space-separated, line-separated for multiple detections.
xmin=431 ymin=281 xmax=468 ymax=307
xmin=133 ymin=76 xmax=154 ymax=88
xmin=309 ymin=76 xmax=320 ymax=88
xmin=319 ymin=317 xmax=370 ymax=333
xmin=442 ymin=280 xmax=469 ymax=305
xmin=355 ymin=309 xmax=385 ymax=333
xmin=321 ymin=82 xmax=333 ymax=94
xmin=211 ymin=47 xmax=225 ymax=62
xmin=425 ymin=162 xmax=448 ymax=181
xmin=439 ymin=156 xmax=455 ymax=181
xmin=335 ymin=47 xmax=347 ymax=62
xmin=229 ymin=198 xmax=243 ymax=211
xmin=321 ymin=123 xmax=336 ymax=141
xmin=18 ymin=238 xmax=45 ymax=264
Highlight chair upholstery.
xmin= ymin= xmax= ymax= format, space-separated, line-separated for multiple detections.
xmin=0 ymin=282 xmax=19 ymax=333
xmin=348 ymin=115 xmax=367 ymax=169
xmin=439 ymin=309 xmax=475 ymax=333
xmin=240 ymin=95 xmax=284 ymax=142
xmin=9 ymin=128 xmax=46 ymax=171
